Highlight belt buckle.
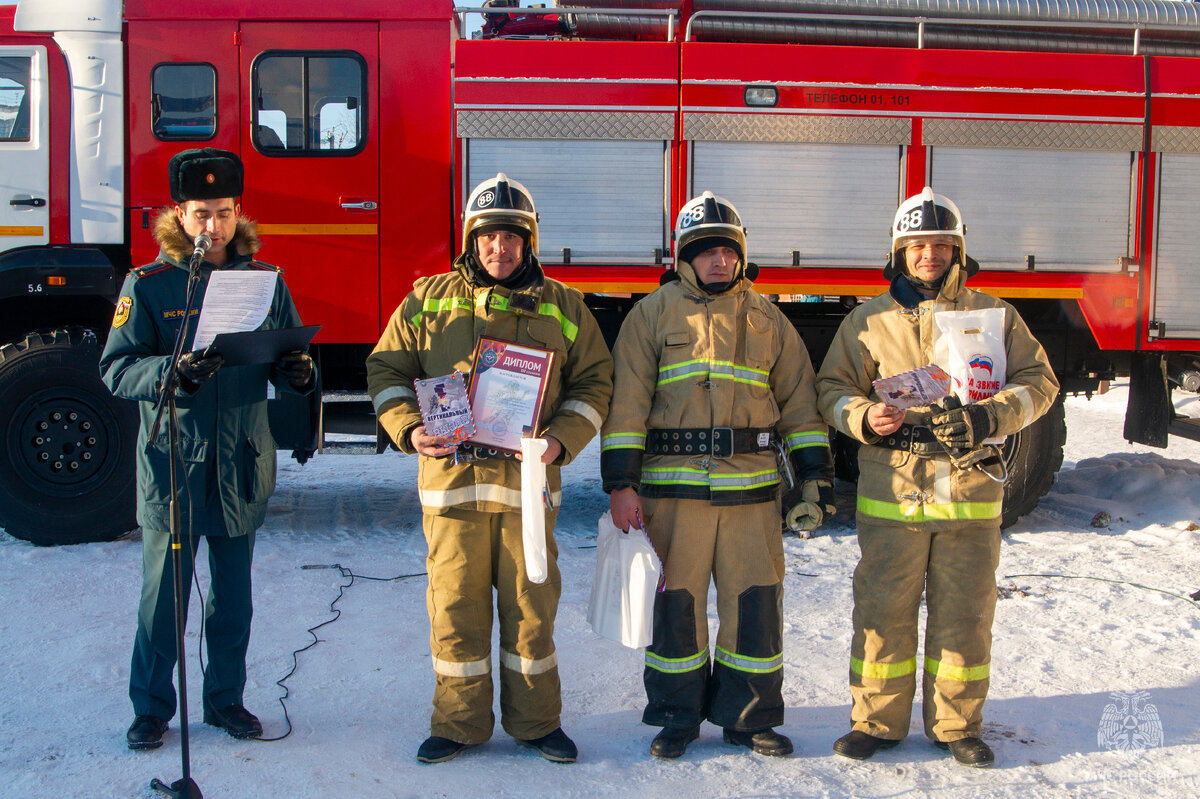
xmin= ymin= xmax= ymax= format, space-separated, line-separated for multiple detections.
xmin=711 ymin=427 xmax=733 ymax=459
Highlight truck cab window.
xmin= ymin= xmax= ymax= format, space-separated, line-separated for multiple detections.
xmin=151 ymin=63 xmax=216 ymax=140
xmin=0 ymin=56 xmax=32 ymax=142
xmin=252 ymin=52 xmax=365 ymax=156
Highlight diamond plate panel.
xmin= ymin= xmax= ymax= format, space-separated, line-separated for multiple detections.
xmin=683 ymin=113 xmax=909 ymax=144
xmin=457 ymin=110 xmax=674 ymax=140
xmin=1153 ymin=126 xmax=1200 ymax=154
xmin=924 ymin=119 xmax=1141 ymax=151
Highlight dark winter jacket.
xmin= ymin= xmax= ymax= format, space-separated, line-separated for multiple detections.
xmin=99 ymin=210 xmax=307 ymax=536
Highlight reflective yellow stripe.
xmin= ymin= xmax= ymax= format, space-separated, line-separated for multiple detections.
xmin=537 ymin=302 xmax=579 ymax=343
xmin=0 ymin=226 xmax=44 ymax=236
xmin=419 ymin=484 xmax=562 ymax=509
xmin=646 ymin=649 xmax=708 ymax=674
xmin=372 ymin=385 xmax=417 ymax=413
xmin=485 ymin=294 xmax=579 ymax=343
xmin=432 ymin=654 xmax=491 ymax=678
xmin=601 ymin=432 xmax=646 ymax=450
xmin=851 ymin=655 xmax=917 ymax=680
xmin=500 ymin=649 xmax=558 ymax=676
xmin=715 ymin=645 xmax=782 ymax=674
xmin=925 ymin=656 xmax=989 ymax=682
xmin=409 ymin=296 xmax=473 ymax=327
xmin=558 ymin=399 xmax=602 ymax=433
xmin=857 ymin=496 xmax=1002 ymax=522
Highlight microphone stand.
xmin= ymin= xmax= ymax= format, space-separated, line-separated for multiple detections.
xmin=149 ymin=240 xmax=209 ymax=799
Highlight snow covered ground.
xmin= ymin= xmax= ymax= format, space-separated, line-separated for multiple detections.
xmin=2 ymin=384 xmax=1200 ymax=798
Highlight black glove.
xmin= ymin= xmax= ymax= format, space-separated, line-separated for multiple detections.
xmin=929 ymin=395 xmax=994 ymax=450
xmin=273 ymin=350 xmax=314 ymax=390
xmin=176 ymin=350 xmax=224 ymax=392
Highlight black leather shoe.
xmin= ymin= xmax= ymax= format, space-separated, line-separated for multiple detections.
xmin=650 ymin=726 xmax=700 ymax=759
xmin=417 ymin=736 xmax=469 ymax=764
xmin=936 ymin=737 xmax=994 ymax=768
xmin=722 ymin=727 xmax=793 ymax=757
xmin=203 ymin=704 xmax=262 ymax=739
xmin=126 ymin=715 xmax=168 ymax=750
xmin=832 ymin=730 xmax=901 ymax=761
xmin=518 ymin=727 xmax=578 ymax=763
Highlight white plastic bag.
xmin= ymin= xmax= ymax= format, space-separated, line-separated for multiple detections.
xmin=934 ymin=307 xmax=1006 ymax=445
xmin=520 ymin=438 xmax=549 ymax=584
xmin=587 ymin=511 xmax=662 ymax=649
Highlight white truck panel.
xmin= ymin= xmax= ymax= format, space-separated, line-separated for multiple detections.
xmin=691 ymin=141 xmax=901 ymax=267
xmin=54 ymin=32 xmax=124 ymax=245
xmin=468 ymin=139 xmax=667 ymax=264
xmin=931 ymin=148 xmax=1133 ymax=272
xmin=0 ymin=46 xmax=49 ymax=252
xmin=12 ymin=0 xmax=122 ymax=34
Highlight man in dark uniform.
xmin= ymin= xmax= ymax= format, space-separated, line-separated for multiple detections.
xmin=100 ymin=148 xmax=314 ymax=750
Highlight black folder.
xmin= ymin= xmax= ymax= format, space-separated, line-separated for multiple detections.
xmin=201 ymin=325 xmax=320 ymax=367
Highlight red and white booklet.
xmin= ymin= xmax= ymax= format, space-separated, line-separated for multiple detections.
xmin=871 ymin=364 xmax=952 ymax=410
xmin=414 ymin=370 xmax=476 ymax=444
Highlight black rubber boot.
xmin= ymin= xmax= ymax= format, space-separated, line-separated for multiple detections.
xmin=518 ymin=727 xmax=578 ymax=763
xmin=936 ymin=737 xmax=994 ymax=768
xmin=650 ymin=726 xmax=700 ymax=759
xmin=832 ymin=730 xmax=901 ymax=761
xmin=722 ymin=727 xmax=793 ymax=757
xmin=417 ymin=736 xmax=469 ymax=764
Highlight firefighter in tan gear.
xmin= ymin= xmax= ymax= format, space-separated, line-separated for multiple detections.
xmin=366 ymin=174 xmax=613 ymax=765
xmin=602 ymin=192 xmax=835 ymax=760
xmin=817 ymin=188 xmax=1059 ymax=768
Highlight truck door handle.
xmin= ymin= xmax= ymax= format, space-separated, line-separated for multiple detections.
xmin=340 ymin=201 xmax=377 ymax=211
xmin=10 ymin=197 xmax=47 ymax=208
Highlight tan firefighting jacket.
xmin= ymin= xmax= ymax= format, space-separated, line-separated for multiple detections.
xmin=601 ymin=260 xmax=832 ymax=505
xmin=366 ymin=253 xmax=613 ymax=514
xmin=816 ymin=262 xmax=1059 ymax=528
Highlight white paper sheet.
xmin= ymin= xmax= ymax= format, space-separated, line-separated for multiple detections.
xmin=191 ymin=270 xmax=278 ymax=351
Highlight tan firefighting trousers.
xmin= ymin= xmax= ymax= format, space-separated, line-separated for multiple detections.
xmin=849 ymin=519 xmax=1002 ymax=742
xmin=641 ymin=497 xmax=787 ymax=732
xmin=423 ymin=506 xmax=562 ymax=744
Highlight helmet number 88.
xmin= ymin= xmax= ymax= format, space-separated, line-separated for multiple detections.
xmin=897 ymin=208 xmax=923 ymax=232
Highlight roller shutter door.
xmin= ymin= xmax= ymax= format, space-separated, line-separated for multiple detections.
xmin=692 ymin=141 xmax=900 ymax=267
xmin=1154 ymin=153 xmax=1200 ymax=339
xmin=931 ymin=148 xmax=1133 ymax=272
xmin=468 ymin=139 xmax=666 ymax=264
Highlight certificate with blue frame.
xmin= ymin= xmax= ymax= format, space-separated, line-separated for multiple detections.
xmin=466 ymin=336 xmax=555 ymax=453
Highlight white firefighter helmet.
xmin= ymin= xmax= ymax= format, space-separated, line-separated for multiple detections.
xmin=674 ymin=191 xmax=747 ymax=265
xmin=886 ymin=186 xmax=974 ymax=277
xmin=463 ymin=172 xmax=539 ymax=255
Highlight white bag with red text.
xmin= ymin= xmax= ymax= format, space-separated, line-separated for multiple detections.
xmin=934 ymin=307 xmax=1006 ymax=445
xmin=587 ymin=512 xmax=661 ymax=649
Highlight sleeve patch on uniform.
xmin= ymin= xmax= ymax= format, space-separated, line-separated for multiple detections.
xmin=112 ymin=296 xmax=132 ymax=328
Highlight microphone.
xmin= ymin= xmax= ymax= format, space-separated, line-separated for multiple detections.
xmin=191 ymin=233 xmax=212 ymax=262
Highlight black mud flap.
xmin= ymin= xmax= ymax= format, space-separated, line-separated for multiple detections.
xmin=1124 ymin=351 xmax=1170 ymax=448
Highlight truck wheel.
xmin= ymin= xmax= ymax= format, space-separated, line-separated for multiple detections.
xmin=0 ymin=328 xmax=138 ymax=545
xmin=1000 ymin=394 xmax=1066 ymax=529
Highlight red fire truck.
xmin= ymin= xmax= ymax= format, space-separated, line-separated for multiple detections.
xmin=3 ymin=0 xmax=1200 ymax=544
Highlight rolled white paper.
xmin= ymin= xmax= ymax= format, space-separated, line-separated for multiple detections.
xmin=520 ymin=437 xmax=550 ymax=584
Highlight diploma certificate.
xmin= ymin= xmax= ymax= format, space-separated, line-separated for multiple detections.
xmin=467 ymin=336 xmax=555 ymax=452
